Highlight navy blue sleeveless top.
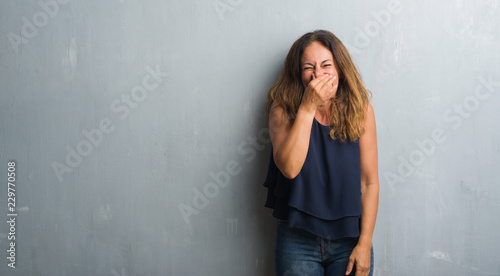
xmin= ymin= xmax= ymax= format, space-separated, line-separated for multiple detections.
xmin=263 ymin=118 xmax=362 ymax=240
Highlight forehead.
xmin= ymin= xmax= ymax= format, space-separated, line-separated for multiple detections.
xmin=301 ymin=41 xmax=333 ymax=63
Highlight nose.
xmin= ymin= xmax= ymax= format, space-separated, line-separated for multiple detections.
xmin=313 ymin=68 xmax=325 ymax=78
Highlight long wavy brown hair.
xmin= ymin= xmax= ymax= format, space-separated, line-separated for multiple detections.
xmin=265 ymin=30 xmax=371 ymax=142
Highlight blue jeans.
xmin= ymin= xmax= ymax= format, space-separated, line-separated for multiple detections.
xmin=275 ymin=220 xmax=373 ymax=276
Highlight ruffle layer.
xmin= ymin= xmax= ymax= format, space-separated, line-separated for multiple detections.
xmin=263 ymin=118 xmax=362 ymax=240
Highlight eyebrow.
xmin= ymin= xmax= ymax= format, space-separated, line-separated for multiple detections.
xmin=303 ymin=60 xmax=332 ymax=67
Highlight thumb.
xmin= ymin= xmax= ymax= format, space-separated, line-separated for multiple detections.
xmin=345 ymin=258 xmax=354 ymax=275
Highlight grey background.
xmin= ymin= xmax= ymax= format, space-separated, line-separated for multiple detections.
xmin=1 ymin=0 xmax=499 ymax=275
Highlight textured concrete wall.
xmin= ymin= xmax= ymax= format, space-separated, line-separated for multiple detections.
xmin=1 ymin=0 xmax=499 ymax=275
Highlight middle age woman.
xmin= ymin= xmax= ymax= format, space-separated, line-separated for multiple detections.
xmin=263 ymin=30 xmax=379 ymax=276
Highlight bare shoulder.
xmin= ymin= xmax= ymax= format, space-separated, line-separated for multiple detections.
xmin=364 ymin=102 xmax=376 ymax=127
xmin=364 ymin=101 xmax=374 ymax=116
xmin=360 ymin=101 xmax=376 ymax=141
xmin=270 ymin=100 xmax=283 ymax=113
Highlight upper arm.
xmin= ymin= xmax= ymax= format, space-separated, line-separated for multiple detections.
xmin=268 ymin=101 xmax=290 ymax=163
xmin=359 ymin=102 xmax=379 ymax=192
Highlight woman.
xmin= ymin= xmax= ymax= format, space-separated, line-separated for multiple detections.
xmin=263 ymin=30 xmax=379 ymax=276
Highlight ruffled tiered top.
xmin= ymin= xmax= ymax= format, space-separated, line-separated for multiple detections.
xmin=263 ymin=118 xmax=362 ymax=240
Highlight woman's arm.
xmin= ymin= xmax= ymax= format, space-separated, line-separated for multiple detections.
xmin=269 ymin=75 xmax=336 ymax=179
xmin=269 ymin=101 xmax=315 ymax=179
xmin=346 ymin=102 xmax=380 ymax=276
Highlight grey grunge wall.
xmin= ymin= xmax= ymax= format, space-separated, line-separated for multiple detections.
xmin=1 ymin=0 xmax=499 ymax=275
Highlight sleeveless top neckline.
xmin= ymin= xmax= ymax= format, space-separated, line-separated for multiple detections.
xmin=313 ymin=117 xmax=330 ymax=128
xmin=263 ymin=117 xmax=362 ymax=240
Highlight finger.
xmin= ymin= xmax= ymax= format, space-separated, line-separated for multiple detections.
xmin=307 ymin=74 xmax=329 ymax=90
xmin=328 ymin=84 xmax=338 ymax=98
xmin=355 ymin=267 xmax=368 ymax=276
xmin=328 ymin=75 xmax=337 ymax=85
xmin=311 ymin=73 xmax=328 ymax=84
xmin=355 ymin=263 xmax=370 ymax=276
xmin=330 ymin=75 xmax=337 ymax=87
xmin=320 ymin=75 xmax=336 ymax=91
xmin=345 ymin=258 xmax=354 ymax=275
xmin=314 ymin=74 xmax=332 ymax=88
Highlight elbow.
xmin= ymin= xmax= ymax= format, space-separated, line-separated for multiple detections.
xmin=279 ymin=166 xmax=300 ymax=180
xmin=282 ymin=171 xmax=298 ymax=180
xmin=274 ymin=153 xmax=302 ymax=179
xmin=360 ymin=179 xmax=379 ymax=195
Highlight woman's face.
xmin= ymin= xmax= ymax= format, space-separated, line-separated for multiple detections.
xmin=300 ymin=41 xmax=340 ymax=89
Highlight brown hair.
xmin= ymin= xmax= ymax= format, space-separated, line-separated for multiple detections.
xmin=265 ymin=30 xmax=371 ymax=142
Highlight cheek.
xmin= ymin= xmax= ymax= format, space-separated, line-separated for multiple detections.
xmin=301 ymin=72 xmax=311 ymax=87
